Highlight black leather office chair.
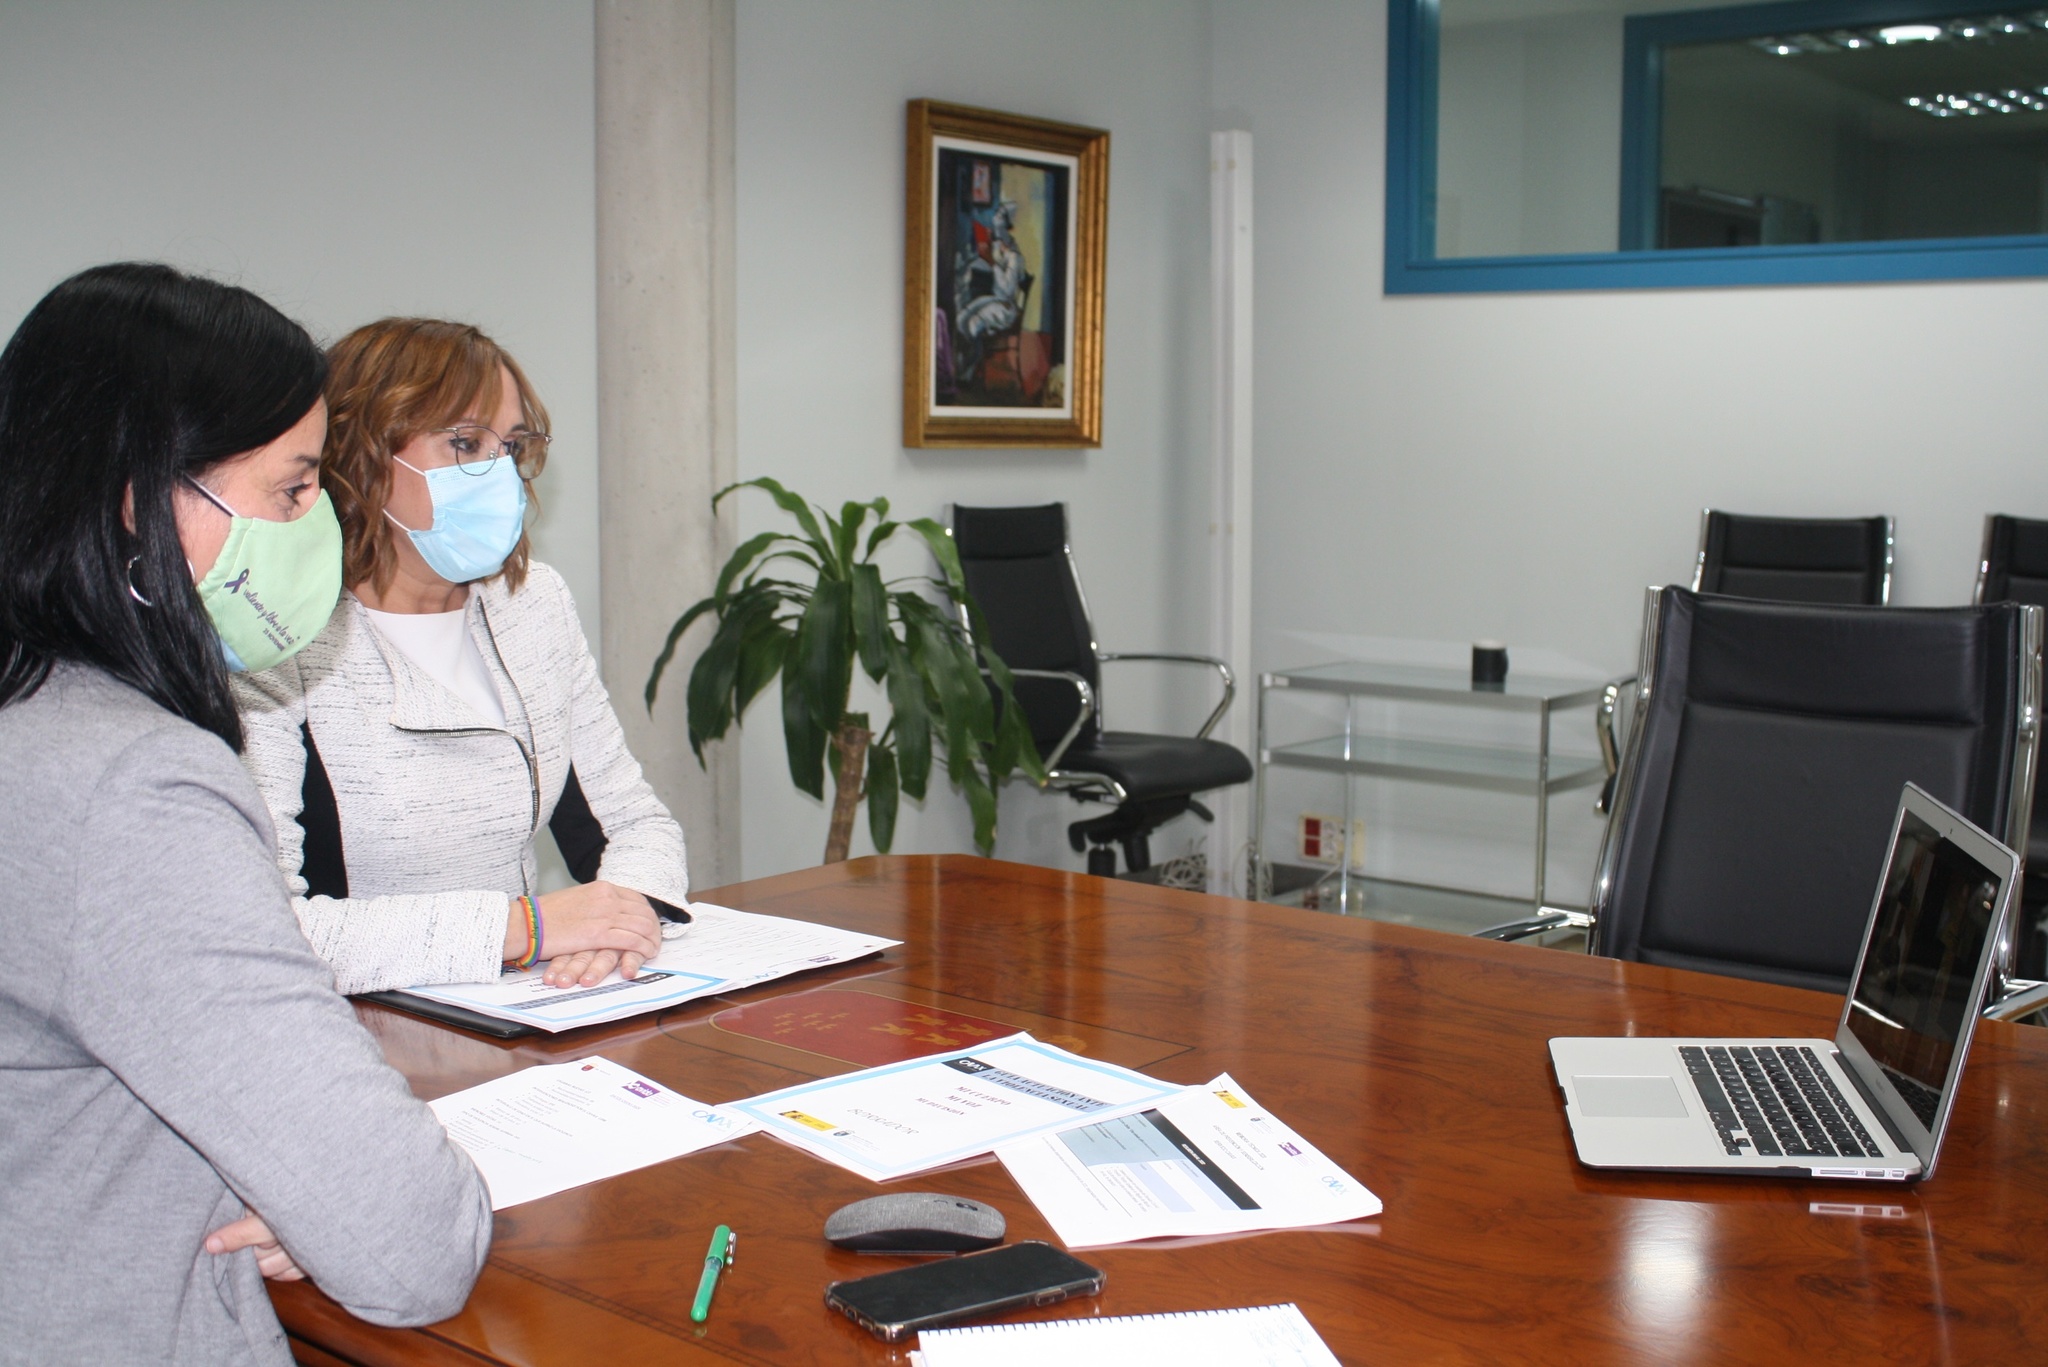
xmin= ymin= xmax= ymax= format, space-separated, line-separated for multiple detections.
xmin=1693 ymin=510 xmax=1894 ymax=605
xmin=1978 ymin=514 xmax=2048 ymax=606
xmin=1486 ymin=587 xmax=2041 ymax=996
xmin=950 ymin=503 xmax=1253 ymax=877
xmin=1977 ymin=514 xmax=2048 ymax=979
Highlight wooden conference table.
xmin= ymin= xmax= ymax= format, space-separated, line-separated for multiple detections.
xmin=276 ymin=856 xmax=2048 ymax=1365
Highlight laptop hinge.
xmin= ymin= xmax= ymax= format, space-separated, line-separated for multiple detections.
xmin=1831 ymin=1047 xmax=1916 ymax=1158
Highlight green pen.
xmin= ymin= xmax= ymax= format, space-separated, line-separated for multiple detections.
xmin=690 ymin=1224 xmax=734 ymax=1323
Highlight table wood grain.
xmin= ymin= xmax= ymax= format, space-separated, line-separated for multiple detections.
xmin=275 ymin=855 xmax=2048 ymax=1365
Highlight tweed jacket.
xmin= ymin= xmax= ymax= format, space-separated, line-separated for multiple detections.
xmin=232 ymin=562 xmax=689 ymax=995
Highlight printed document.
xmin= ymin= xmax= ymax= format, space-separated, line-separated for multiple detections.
xmin=429 ymin=1056 xmax=758 ymax=1209
xmin=726 ymin=1033 xmax=1187 ymax=1182
xmin=996 ymin=1074 xmax=1381 ymax=1246
xmin=397 ymin=902 xmax=898 ymax=1032
xmin=911 ymin=1304 xmax=1340 ymax=1367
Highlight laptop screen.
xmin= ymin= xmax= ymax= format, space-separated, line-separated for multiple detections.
xmin=1844 ymin=809 xmax=2004 ymax=1130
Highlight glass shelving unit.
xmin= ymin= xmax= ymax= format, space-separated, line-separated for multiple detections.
xmin=1252 ymin=660 xmax=1618 ymax=914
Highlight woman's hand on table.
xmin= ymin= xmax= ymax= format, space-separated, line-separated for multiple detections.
xmin=507 ymin=882 xmax=661 ymax=987
xmin=541 ymin=946 xmax=645 ymax=987
xmin=205 ymin=1213 xmax=302 ymax=1281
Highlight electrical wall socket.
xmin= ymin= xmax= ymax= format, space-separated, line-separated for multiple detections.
xmin=1298 ymin=814 xmax=1367 ymax=873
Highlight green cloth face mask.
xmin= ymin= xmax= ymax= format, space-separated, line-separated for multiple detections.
xmin=185 ymin=479 xmax=344 ymax=673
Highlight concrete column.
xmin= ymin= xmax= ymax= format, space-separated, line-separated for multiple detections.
xmin=594 ymin=0 xmax=740 ymax=889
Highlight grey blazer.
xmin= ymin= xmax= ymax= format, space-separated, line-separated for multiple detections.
xmin=0 ymin=666 xmax=490 ymax=1366
xmin=232 ymin=562 xmax=690 ymax=995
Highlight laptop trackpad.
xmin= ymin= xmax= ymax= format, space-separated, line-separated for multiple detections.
xmin=1575 ymin=1075 xmax=1689 ymax=1118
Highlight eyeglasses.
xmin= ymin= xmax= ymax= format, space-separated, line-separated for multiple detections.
xmin=432 ymin=424 xmax=552 ymax=475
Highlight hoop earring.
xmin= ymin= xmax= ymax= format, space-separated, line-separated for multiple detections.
xmin=126 ymin=556 xmax=154 ymax=608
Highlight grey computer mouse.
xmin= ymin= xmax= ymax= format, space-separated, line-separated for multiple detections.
xmin=823 ymin=1193 xmax=1006 ymax=1254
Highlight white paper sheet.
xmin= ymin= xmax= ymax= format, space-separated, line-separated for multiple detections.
xmin=428 ymin=1056 xmax=759 ymax=1209
xmin=396 ymin=902 xmax=898 ymax=1032
xmin=725 ymin=1033 xmax=1188 ymax=1182
xmin=911 ymin=1303 xmax=1340 ymax=1367
xmin=995 ymin=1074 xmax=1381 ymax=1247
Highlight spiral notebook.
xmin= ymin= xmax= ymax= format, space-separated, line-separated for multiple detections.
xmin=909 ymin=1303 xmax=1339 ymax=1366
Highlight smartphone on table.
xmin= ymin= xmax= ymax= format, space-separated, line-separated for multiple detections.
xmin=823 ymin=1240 xmax=1105 ymax=1342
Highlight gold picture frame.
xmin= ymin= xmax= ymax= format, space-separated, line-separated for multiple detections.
xmin=903 ymin=100 xmax=1108 ymax=448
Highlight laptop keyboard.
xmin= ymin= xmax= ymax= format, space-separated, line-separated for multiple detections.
xmin=1678 ymin=1045 xmax=1882 ymax=1159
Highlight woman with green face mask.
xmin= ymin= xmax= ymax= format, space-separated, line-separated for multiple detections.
xmin=0 ymin=264 xmax=490 ymax=1365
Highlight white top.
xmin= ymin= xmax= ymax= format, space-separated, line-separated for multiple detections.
xmin=362 ymin=605 xmax=506 ymax=726
xmin=232 ymin=563 xmax=691 ymax=995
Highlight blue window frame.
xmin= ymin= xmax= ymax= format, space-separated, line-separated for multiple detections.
xmin=1386 ymin=0 xmax=2048 ymax=293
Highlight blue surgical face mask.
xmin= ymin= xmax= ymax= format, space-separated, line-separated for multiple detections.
xmin=385 ymin=454 xmax=528 ymax=584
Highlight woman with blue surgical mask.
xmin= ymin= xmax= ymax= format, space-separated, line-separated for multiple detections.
xmin=230 ymin=318 xmax=690 ymax=999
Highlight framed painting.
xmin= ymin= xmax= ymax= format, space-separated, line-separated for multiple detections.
xmin=903 ymin=100 xmax=1108 ymax=448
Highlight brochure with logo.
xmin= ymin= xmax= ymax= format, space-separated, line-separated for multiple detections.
xmin=726 ymin=1033 xmax=1187 ymax=1182
xmin=995 ymin=1074 xmax=1381 ymax=1247
xmin=396 ymin=903 xmax=898 ymax=1032
xmin=428 ymin=1056 xmax=758 ymax=1209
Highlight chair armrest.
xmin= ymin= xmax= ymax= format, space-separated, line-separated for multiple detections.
xmin=1595 ymin=675 xmax=1635 ymax=815
xmin=1984 ymin=978 xmax=2048 ymax=1023
xmin=989 ymin=668 xmax=1095 ymax=773
xmin=1095 ymin=652 xmax=1235 ymax=739
xmin=1473 ymin=907 xmax=1593 ymax=943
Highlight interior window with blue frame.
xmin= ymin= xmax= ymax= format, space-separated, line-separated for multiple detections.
xmin=1387 ymin=0 xmax=2048 ymax=292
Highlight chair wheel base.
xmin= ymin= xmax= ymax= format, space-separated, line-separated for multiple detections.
xmin=1068 ymin=795 xmax=1202 ymax=876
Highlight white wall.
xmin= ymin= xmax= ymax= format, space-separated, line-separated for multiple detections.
xmin=20 ymin=1 xmax=2047 ymax=905
xmin=1216 ymin=0 xmax=2048 ymax=901
xmin=0 ymin=0 xmax=602 ymax=635
xmin=734 ymin=0 xmax=1217 ymax=878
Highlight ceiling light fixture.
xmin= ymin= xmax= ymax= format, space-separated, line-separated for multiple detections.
xmin=1905 ymin=85 xmax=2048 ymax=115
xmin=1755 ymin=13 xmax=2048 ymax=59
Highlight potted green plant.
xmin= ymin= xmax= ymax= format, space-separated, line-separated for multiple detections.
xmin=646 ymin=478 xmax=1044 ymax=863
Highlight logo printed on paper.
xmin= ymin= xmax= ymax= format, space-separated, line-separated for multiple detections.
xmin=781 ymin=1109 xmax=839 ymax=1132
xmin=1213 ymin=1089 xmax=1248 ymax=1109
xmin=1279 ymin=1141 xmax=1302 ymax=1156
xmin=623 ymin=1080 xmax=660 ymax=1098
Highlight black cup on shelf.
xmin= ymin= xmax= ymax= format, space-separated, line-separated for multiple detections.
xmin=1472 ymin=641 xmax=1508 ymax=690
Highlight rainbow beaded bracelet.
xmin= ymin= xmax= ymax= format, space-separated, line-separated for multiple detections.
xmin=507 ymin=893 xmax=543 ymax=971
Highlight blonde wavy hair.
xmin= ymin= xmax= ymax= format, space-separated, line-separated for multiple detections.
xmin=322 ymin=318 xmax=549 ymax=596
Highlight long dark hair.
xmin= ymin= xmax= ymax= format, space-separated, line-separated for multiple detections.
xmin=0 ymin=263 xmax=327 ymax=749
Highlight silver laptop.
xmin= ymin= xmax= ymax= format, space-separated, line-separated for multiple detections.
xmin=1550 ymin=783 xmax=2018 ymax=1182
